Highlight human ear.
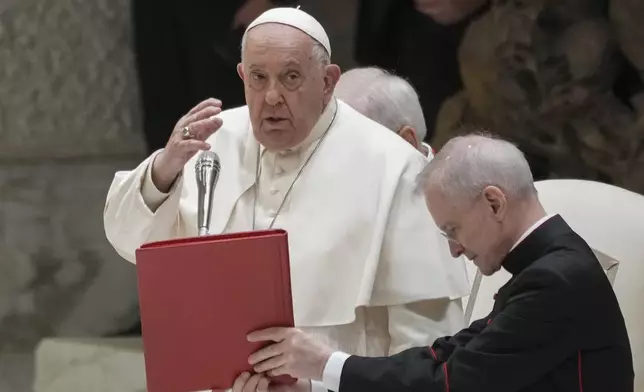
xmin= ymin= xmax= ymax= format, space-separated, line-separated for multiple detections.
xmin=398 ymin=126 xmax=420 ymax=151
xmin=324 ymin=64 xmax=342 ymax=99
xmin=483 ymin=186 xmax=507 ymax=220
xmin=237 ymin=63 xmax=245 ymax=81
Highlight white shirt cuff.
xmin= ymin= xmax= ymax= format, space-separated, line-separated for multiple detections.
xmin=322 ymin=352 xmax=351 ymax=392
xmin=140 ymin=155 xmax=171 ymax=212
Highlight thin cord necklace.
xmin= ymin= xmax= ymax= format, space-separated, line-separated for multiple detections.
xmin=252 ymin=100 xmax=338 ymax=230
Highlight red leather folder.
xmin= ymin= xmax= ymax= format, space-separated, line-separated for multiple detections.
xmin=135 ymin=229 xmax=295 ymax=392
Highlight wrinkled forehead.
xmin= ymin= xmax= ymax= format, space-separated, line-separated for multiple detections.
xmin=244 ymin=23 xmax=315 ymax=61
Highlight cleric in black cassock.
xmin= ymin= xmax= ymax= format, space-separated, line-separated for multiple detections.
xmin=331 ymin=214 xmax=634 ymax=392
xmin=229 ymin=134 xmax=634 ymax=392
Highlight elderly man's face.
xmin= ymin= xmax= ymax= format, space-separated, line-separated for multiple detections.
xmin=424 ymin=184 xmax=508 ymax=276
xmin=238 ymin=24 xmax=339 ymax=151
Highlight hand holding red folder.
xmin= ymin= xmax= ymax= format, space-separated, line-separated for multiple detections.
xmin=246 ymin=327 xmax=333 ymax=382
xmin=135 ymin=229 xmax=296 ymax=392
xmin=212 ymin=372 xmax=311 ymax=392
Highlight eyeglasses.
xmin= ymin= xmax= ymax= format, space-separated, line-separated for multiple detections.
xmin=437 ymin=195 xmax=484 ymax=246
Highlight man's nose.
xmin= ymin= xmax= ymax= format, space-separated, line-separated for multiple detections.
xmin=448 ymin=241 xmax=465 ymax=258
xmin=264 ymin=84 xmax=283 ymax=106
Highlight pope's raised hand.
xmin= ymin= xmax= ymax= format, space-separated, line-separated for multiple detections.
xmin=152 ymin=98 xmax=223 ymax=192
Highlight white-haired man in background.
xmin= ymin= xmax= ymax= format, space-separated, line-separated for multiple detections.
xmin=104 ymin=7 xmax=468 ymax=392
xmin=334 ymin=67 xmax=434 ymax=158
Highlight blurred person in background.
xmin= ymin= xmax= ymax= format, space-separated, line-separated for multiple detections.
xmin=353 ymin=0 xmax=489 ymax=142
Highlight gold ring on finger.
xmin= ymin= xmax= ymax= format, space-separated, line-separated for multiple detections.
xmin=181 ymin=126 xmax=192 ymax=139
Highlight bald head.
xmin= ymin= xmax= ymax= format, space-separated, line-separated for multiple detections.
xmin=419 ymin=133 xmax=536 ymax=202
xmin=335 ymin=67 xmax=427 ymax=143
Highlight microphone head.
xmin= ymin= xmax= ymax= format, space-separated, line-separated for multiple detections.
xmin=195 ymin=151 xmax=220 ymax=176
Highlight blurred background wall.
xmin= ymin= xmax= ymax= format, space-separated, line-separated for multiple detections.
xmin=0 ymin=0 xmax=145 ymax=389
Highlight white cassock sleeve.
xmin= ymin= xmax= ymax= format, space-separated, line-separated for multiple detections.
xmin=386 ymin=298 xmax=464 ymax=355
xmin=140 ymin=153 xmax=173 ymax=212
xmin=103 ymin=150 xmax=185 ymax=263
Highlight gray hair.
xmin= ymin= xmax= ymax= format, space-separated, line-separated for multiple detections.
xmin=334 ymin=67 xmax=427 ymax=141
xmin=418 ymin=133 xmax=536 ymax=201
xmin=240 ymin=27 xmax=330 ymax=67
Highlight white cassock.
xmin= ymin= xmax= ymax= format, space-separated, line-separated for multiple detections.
xmin=104 ymin=98 xmax=470 ymax=357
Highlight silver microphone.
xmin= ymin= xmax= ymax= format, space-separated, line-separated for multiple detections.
xmin=195 ymin=151 xmax=221 ymax=236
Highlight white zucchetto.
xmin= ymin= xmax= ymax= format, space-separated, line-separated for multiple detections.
xmin=245 ymin=7 xmax=331 ymax=57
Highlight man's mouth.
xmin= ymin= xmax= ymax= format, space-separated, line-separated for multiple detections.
xmin=265 ymin=116 xmax=287 ymax=123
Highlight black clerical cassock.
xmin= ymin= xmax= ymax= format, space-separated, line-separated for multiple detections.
xmin=338 ymin=215 xmax=634 ymax=392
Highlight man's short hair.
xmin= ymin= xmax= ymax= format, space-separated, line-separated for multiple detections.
xmin=335 ymin=67 xmax=427 ymax=142
xmin=418 ymin=132 xmax=537 ymax=201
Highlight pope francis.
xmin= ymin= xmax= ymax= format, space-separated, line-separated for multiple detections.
xmin=103 ymin=6 xmax=468 ymax=374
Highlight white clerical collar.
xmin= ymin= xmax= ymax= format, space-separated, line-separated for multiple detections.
xmin=509 ymin=214 xmax=554 ymax=252
xmin=259 ymin=98 xmax=337 ymax=156
xmin=423 ymin=142 xmax=434 ymax=159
